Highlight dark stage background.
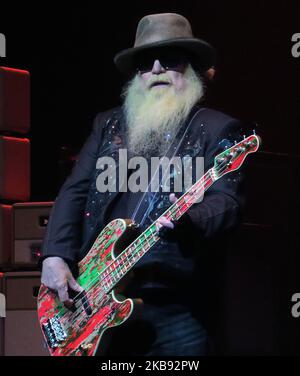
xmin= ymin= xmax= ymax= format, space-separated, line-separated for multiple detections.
xmin=1 ymin=1 xmax=300 ymax=355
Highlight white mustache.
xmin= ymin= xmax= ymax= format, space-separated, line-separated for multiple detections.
xmin=147 ymin=75 xmax=172 ymax=89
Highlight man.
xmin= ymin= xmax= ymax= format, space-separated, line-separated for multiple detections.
xmin=40 ymin=13 xmax=245 ymax=356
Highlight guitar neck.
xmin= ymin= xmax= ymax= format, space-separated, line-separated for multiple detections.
xmin=100 ymin=133 xmax=260 ymax=292
xmin=101 ymin=167 xmax=216 ymax=291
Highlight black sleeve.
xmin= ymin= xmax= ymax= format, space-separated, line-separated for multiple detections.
xmin=40 ymin=113 xmax=104 ymax=268
xmin=182 ymin=119 xmax=246 ymax=239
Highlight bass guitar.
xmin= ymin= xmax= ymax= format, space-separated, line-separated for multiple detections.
xmin=37 ymin=133 xmax=260 ymax=356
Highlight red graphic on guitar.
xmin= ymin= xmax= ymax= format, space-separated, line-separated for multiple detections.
xmin=37 ymin=134 xmax=260 ymax=356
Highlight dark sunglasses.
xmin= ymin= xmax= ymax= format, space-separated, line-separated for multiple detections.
xmin=136 ymin=55 xmax=188 ymax=74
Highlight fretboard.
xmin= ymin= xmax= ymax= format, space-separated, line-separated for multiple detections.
xmin=100 ymin=167 xmax=217 ymax=292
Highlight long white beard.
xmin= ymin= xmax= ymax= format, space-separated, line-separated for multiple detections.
xmin=122 ymin=64 xmax=205 ymax=157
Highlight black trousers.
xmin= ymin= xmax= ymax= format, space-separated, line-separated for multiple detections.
xmin=104 ymin=289 xmax=209 ymax=356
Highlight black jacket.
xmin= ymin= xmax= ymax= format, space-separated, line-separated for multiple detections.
xmin=41 ymin=105 xmax=245 ymax=291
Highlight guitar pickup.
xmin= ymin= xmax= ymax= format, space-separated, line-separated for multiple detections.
xmin=75 ymin=290 xmax=93 ymax=316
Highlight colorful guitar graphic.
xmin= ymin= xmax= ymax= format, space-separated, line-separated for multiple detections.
xmin=37 ymin=134 xmax=260 ymax=356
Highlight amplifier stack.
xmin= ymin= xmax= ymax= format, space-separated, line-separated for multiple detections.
xmin=0 ymin=66 xmax=53 ymax=355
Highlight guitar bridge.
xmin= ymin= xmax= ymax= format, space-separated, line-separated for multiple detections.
xmin=43 ymin=316 xmax=67 ymax=349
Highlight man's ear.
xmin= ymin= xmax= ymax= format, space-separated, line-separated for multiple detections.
xmin=205 ymin=67 xmax=216 ymax=81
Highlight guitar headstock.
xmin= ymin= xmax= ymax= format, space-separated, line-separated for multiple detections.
xmin=213 ymin=134 xmax=261 ymax=178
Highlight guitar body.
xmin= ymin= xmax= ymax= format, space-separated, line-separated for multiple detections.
xmin=37 ymin=218 xmax=140 ymax=356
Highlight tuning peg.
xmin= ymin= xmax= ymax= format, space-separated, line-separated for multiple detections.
xmin=243 ymin=135 xmax=246 ymax=140
xmin=253 ymin=129 xmax=256 ymax=135
xmin=234 ymin=140 xmax=237 ymax=145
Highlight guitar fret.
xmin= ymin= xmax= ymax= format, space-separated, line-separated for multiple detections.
xmin=143 ymin=232 xmax=151 ymax=249
xmin=38 ymin=135 xmax=260 ymax=355
xmin=105 ymin=171 xmax=224 ymax=290
xmin=137 ymin=239 xmax=144 ymax=257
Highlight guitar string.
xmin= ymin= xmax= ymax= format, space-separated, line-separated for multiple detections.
xmin=61 ymin=138 xmax=253 ymax=313
xmin=56 ymin=145 xmax=251 ymax=331
xmin=58 ymin=148 xmax=247 ymax=331
xmin=58 ymin=168 xmax=215 ymax=330
xmin=70 ymin=159 xmax=245 ymax=332
xmin=61 ymin=176 xmax=213 ymax=331
xmin=51 ymin=140 xmax=257 ymax=331
xmin=54 ymin=161 xmax=210 ymax=324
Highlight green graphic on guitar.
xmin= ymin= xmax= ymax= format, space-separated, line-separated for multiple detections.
xmin=37 ymin=134 xmax=260 ymax=356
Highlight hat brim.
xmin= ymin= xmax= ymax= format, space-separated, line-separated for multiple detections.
xmin=114 ymin=38 xmax=216 ymax=75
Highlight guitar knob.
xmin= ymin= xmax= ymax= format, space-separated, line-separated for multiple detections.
xmin=81 ymin=343 xmax=93 ymax=350
xmin=76 ymin=343 xmax=93 ymax=355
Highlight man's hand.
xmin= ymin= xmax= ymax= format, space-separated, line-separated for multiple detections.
xmin=156 ymin=193 xmax=177 ymax=231
xmin=41 ymin=256 xmax=83 ymax=308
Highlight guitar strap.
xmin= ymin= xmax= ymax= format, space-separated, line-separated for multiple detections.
xmin=131 ymin=107 xmax=204 ymax=227
xmin=79 ymin=106 xmax=204 ymax=259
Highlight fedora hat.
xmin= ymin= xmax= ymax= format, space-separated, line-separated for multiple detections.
xmin=114 ymin=13 xmax=216 ymax=75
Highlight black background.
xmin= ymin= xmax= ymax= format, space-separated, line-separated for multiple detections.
xmin=1 ymin=1 xmax=300 ymax=355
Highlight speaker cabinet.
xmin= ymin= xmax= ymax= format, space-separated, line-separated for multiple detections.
xmin=0 ymin=271 xmax=49 ymax=356
xmin=0 ymin=202 xmax=53 ymax=268
xmin=0 ymin=136 xmax=30 ymax=202
xmin=0 ymin=66 xmax=30 ymax=134
xmin=12 ymin=202 xmax=53 ymax=266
